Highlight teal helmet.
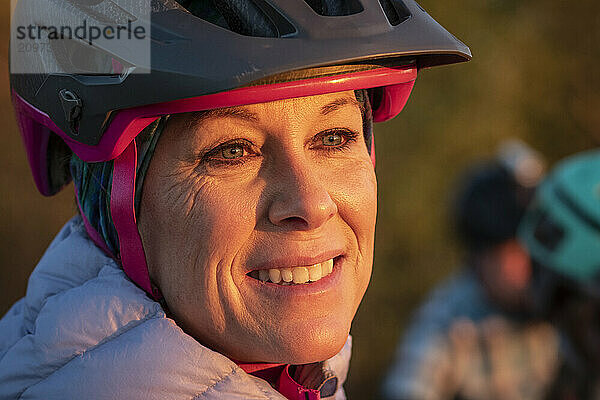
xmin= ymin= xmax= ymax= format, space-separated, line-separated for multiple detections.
xmin=518 ymin=149 xmax=600 ymax=296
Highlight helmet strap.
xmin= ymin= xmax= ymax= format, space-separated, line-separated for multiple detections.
xmin=111 ymin=139 xmax=161 ymax=299
xmin=370 ymin=133 xmax=376 ymax=167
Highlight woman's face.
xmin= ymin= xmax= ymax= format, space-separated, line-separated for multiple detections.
xmin=139 ymin=91 xmax=376 ymax=364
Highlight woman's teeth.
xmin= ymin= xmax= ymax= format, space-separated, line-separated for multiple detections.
xmin=254 ymin=258 xmax=334 ymax=285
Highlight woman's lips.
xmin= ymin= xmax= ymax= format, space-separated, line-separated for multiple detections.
xmin=248 ymin=258 xmax=335 ymax=285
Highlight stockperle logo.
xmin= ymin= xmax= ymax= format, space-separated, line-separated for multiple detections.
xmin=11 ymin=0 xmax=151 ymax=75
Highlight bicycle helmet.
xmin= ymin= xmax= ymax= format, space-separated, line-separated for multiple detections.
xmin=518 ymin=149 xmax=600 ymax=299
xmin=11 ymin=0 xmax=471 ymax=297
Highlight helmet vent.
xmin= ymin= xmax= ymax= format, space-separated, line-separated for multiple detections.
xmin=378 ymin=0 xmax=411 ymax=26
xmin=175 ymin=0 xmax=296 ymax=37
xmin=533 ymin=211 xmax=565 ymax=252
xmin=303 ymin=0 xmax=364 ymax=16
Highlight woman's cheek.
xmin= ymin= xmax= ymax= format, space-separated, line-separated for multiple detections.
xmin=335 ymin=158 xmax=377 ymax=233
xmin=188 ymin=181 xmax=261 ymax=237
xmin=330 ymin=158 xmax=376 ymax=300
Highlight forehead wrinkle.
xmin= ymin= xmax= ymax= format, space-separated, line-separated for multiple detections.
xmin=167 ymin=107 xmax=261 ymax=144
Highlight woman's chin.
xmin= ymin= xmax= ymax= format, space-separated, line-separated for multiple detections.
xmin=234 ymin=319 xmax=351 ymax=365
xmin=281 ymin=333 xmax=349 ymax=365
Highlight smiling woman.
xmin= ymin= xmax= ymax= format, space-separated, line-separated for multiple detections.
xmin=140 ymin=92 xmax=376 ymax=364
xmin=2 ymin=0 xmax=469 ymax=399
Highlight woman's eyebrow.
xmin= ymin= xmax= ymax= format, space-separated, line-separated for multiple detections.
xmin=204 ymin=107 xmax=260 ymax=122
xmin=320 ymin=97 xmax=361 ymax=115
xmin=186 ymin=107 xmax=260 ymax=128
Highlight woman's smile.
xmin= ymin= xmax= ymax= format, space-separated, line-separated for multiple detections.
xmin=244 ymin=255 xmax=344 ymax=298
xmin=247 ymin=257 xmax=336 ymax=285
xmin=245 ymin=245 xmax=342 ymax=280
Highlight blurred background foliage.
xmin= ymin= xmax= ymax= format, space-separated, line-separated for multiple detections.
xmin=0 ymin=1 xmax=598 ymax=398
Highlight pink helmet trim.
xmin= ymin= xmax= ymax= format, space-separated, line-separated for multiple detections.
xmin=12 ymin=93 xmax=55 ymax=196
xmin=373 ymin=81 xmax=416 ymax=123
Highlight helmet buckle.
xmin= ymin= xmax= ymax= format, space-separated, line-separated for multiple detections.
xmin=59 ymin=89 xmax=83 ymax=135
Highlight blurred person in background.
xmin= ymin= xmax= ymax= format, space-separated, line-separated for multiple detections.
xmin=518 ymin=149 xmax=600 ymax=400
xmin=381 ymin=140 xmax=557 ymax=400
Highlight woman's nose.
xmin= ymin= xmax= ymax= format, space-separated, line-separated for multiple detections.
xmin=268 ymin=163 xmax=338 ymax=231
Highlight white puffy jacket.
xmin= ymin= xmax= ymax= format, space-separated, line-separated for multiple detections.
xmin=0 ymin=217 xmax=350 ymax=400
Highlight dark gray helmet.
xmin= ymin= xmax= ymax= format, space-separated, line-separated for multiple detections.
xmin=11 ymin=0 xmax=470 ymax=192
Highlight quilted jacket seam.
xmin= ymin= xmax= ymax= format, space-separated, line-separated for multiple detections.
xmin=17 ymin=310 xmax=163 ymax=400
xmin=0 ymin=261 xmax=116 ymax=366
xmin=191 ymin=366 xmax=275 ymax=400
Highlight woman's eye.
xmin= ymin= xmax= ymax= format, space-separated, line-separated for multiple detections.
xmin=221 ymin=144 xmax=245 ymax=159
xmin=313 ymin=129 xmax=359 ymax=151
xmin=322 ymin=133 xmax=344 ymax=147
xmin=201 ymin=140 xmax=255 ymax=165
